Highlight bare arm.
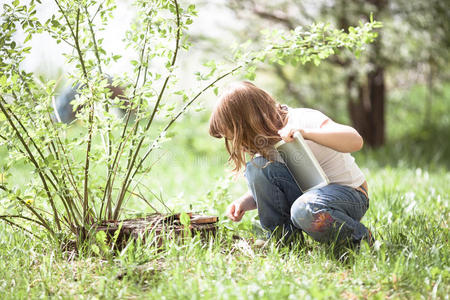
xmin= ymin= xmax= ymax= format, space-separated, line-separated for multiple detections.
xmin=226 ymin=191 xmax=257 ymax=222
xmin=303 ymin=119 xmax=363 ymax=152
xmin=279 ymin=119 xmax=364 ymax=153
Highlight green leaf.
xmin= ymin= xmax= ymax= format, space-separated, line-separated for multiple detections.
xmin=111 ymin=222 xmax=123 ymax=247
xmin=91 ymin=244 xmax=100 ymax=255
xmin=24 ymin=33 xmax=32 ymax=43
xmin=179 ymin=212 xmax=191 ymax=228
xmin=96 ymin=230 xmax=107 ymax=244
xmin=188 ymin=4 xmax=196 ymax=12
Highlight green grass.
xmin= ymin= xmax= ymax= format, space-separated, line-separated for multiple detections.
xmin=0 ymin=83 xmax=449 ymax=299
xmin=0 ymin=165 xmax=448 ymax=299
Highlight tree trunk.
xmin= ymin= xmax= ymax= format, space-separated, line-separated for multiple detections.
xmin=343 ymin=0 xmax=386 ymax=148
xmin=348 ymin=67 xmax=385 ymax=148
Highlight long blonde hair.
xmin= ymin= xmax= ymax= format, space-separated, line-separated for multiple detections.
xmin=209 ymin=81 xmax=288 ymax=172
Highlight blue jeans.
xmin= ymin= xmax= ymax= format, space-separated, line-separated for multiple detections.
xmin=245 ymin=156 xmax=370 ymax=243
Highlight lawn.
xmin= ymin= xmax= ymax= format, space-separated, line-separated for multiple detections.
xmin=0 ymin=85 xmax=449 ymax=299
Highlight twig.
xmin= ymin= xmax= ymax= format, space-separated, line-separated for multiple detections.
xmin=0 ymin=97 xmax=61 ymax=231
xmin=0 ymin=215 xmax=46 ymax=228
xmin=0 ymin=185 xmax=55 ymax=236
xmin=99 ymin=119 xmax=139 ymax=220
xmin=130 ymin=64 xmax=243 ymax=181
xmin=113 ymin=0 xmax=182 ymax=220
xmin=128 ymin=189 xmax=159 ymax=213
xmin=90 ymin=0 xmax=107 ymax=24
xmin=121 ymin=150 xmax=168 ymax=216
xmin=102 ymin=10 xmax=153 ymax=219
xmin=0 ymin=217 xmax=43 ymax=241
xmin=84 ymin=3 xmax=116 ymax=221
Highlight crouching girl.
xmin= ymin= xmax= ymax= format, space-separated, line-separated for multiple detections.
xmin=209 ymin=81 xmax=372 ymax=245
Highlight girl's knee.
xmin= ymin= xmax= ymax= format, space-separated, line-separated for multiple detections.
xmin=290 ymin=193 xmax=317 ymax=230
xmin=291 ymin=193 xmax=334 ymax=236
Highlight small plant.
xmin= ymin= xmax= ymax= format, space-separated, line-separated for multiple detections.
xmin=0 ymin=0 xmax=381 ymax=246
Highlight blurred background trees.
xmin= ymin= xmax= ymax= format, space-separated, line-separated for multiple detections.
xmin=218 ymin=0 xmax=450 ymax=147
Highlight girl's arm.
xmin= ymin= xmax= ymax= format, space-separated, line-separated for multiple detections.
xmin=226 ymin=191 xmax=257 ymax=222
xmin=278 ymin=119 xmax=364 ymax=153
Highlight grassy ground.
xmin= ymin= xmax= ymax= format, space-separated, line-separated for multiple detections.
xmin=0 ymin=84 xmax=449 ymax=299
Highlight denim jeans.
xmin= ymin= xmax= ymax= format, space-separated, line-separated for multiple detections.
xmin=245 ymin=156 xmax=370 ymax=243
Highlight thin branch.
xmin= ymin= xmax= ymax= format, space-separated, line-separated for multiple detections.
xmin=0 ymin=217 xmax=43 ymax=240
xmin=99 ymin=119 xmax=139 ymax=219
xmin=54 ymin=0 xmax=89 ymax=79
xmin=138 ymin=183 xmax=172 ymax=214
xmin=84 ymin=5 xmax=103 ymax=75
xmin=1 ymin=121 xmax=81 ymax=228
xmin=44 ymin=27 xmax=75 ymax=47
xmin=84 ymin=3 xmax=116 ymax=221
xmin=130 ymin=64 xmax=243 ymax=182
xmin=0 ymin=215 xmax=46 ymax=228
xmin=143 ymin=0 xmax=182 ymax=133
xmin=9 ymin=69 xmax=79 ymax=222
xmin=4 ymin=102 xmax=60 ymax=189
xmin=0 ymin=185 xmax=55 ymax=236
xmin=127 ymin=189 xmax=159 ymax=213
xmin=122 ymin=150 xmax=168 ymax=213
xmin=0 ymin=97 xmax=61 ymax=231
xmin=101 ymin=12 xmax=153 ymax=219
xmin=54 ymin=1 xmax=95 ymax=229
xmin=66 ymin=6 xmax=95 ymax=226
xmin=90 ymin=0 xmax=107 ymax=23
xmin=6 ymin=56 xmax=83 ymax=228
xmin=113 ymin=0 xmax=182 ymax=220
xmin=7 ymin=53 xmax=64 ymax=168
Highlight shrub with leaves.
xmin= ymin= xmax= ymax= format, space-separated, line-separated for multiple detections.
xmin=0 ymin=0 xmax=381 ymax=245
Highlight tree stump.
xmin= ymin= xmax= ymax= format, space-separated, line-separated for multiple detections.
xmin=94 ymin=213 xmax=219 ymax=249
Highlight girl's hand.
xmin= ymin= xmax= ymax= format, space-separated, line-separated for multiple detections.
xmin=226 ymin=200 xmax=246 ymax=222
xmin=278 ymin=126 xmax=307 ymax=142
xmin=225 ymin=192 xmax=257 ymax=222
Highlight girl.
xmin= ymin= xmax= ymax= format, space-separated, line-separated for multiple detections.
xmin=209 ymin=81 xmax=372 ymax=245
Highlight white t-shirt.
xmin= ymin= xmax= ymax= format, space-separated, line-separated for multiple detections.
xmin=276 ymin=107 xmax=366 ymax=188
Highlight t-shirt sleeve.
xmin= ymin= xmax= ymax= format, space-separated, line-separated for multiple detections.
xmin=289 ymin=108 xmax=330 ymax=129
